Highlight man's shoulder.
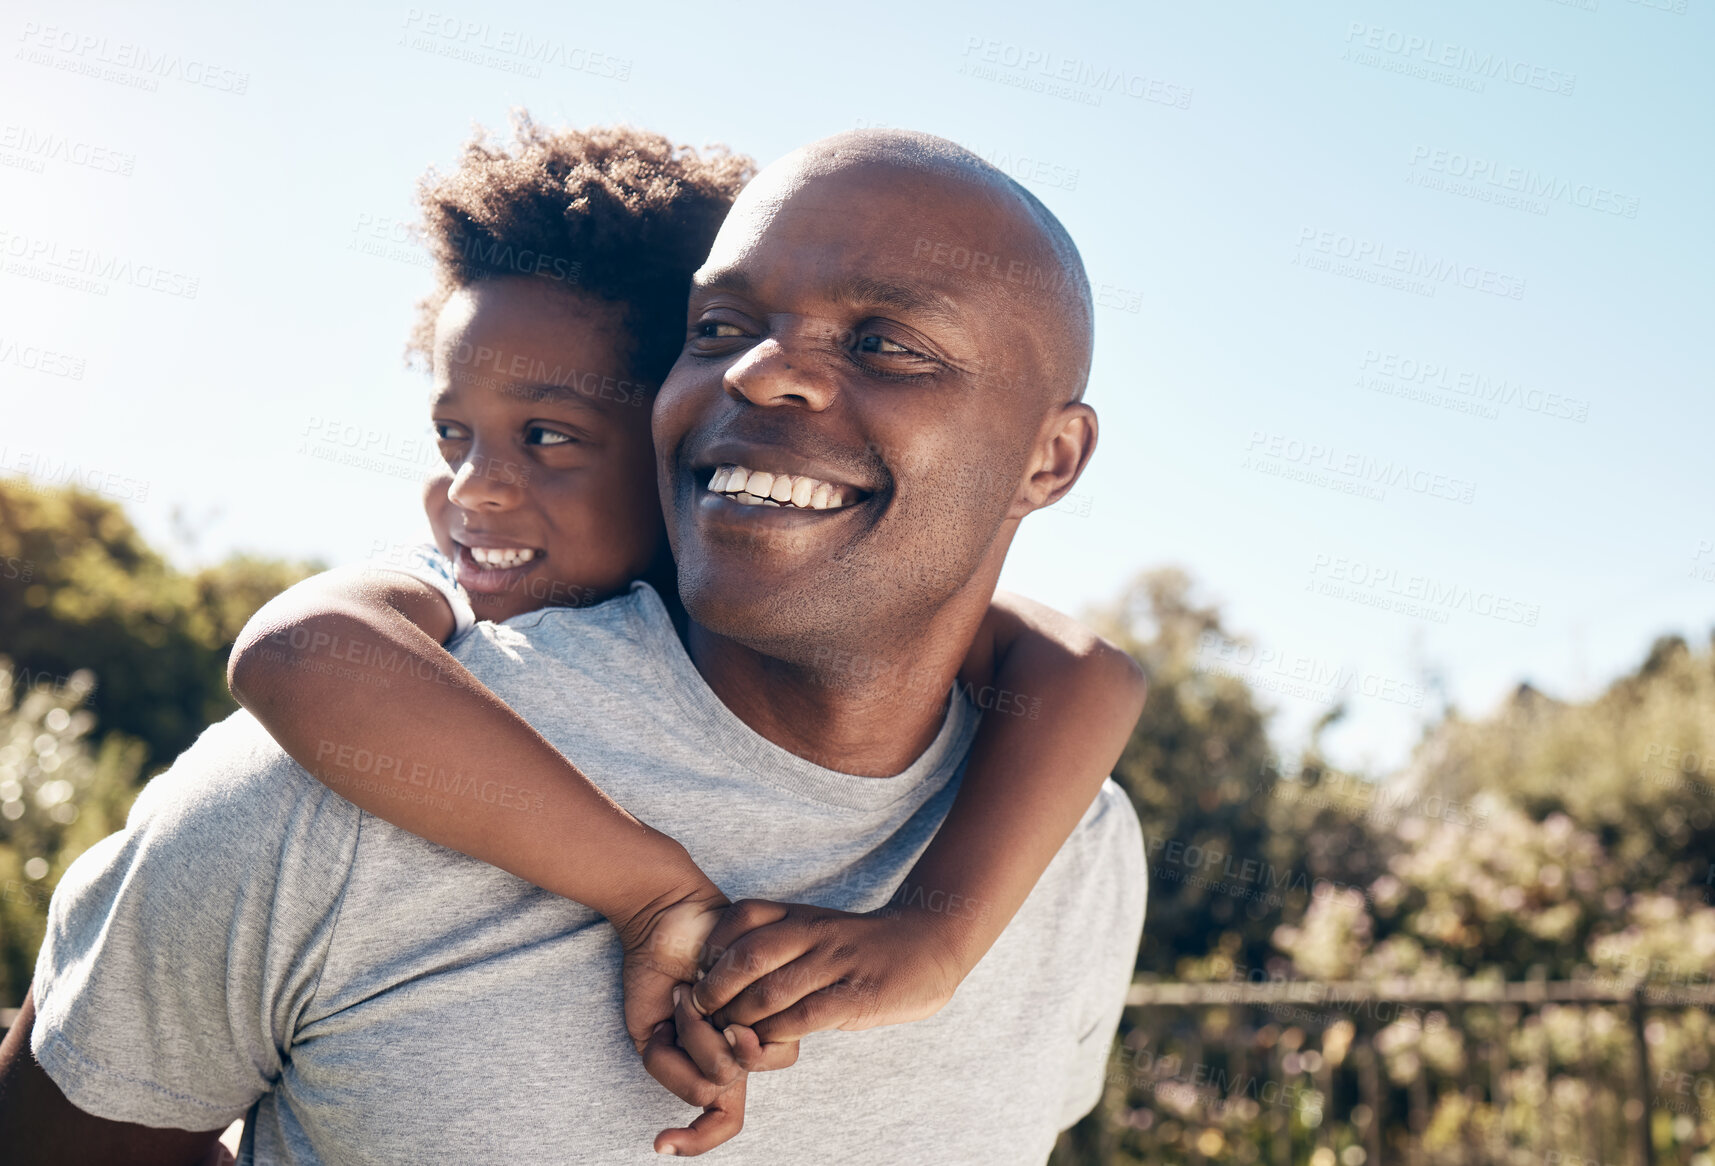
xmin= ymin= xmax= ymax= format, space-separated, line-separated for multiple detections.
xmin=125 ymin=710 xmax=355 ymax=838
xmin=1019 ymin=779 xmax=1146 ymax=951
xmin=1070 ymin=779 xmax=1146 ymax=866
xmin=58 ymin=710 xmax=365 ymax=930
xmin=33 ymin=711 xmax=365 ymax=1132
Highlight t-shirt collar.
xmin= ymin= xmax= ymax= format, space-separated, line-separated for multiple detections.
xmin=622 ymin=583 xmax=978 ymax=811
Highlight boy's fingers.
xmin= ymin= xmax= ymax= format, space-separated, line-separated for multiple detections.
xmin=710 ymin=959 xmax=839 ymax=1030
xmin=700 ymin=899 xmax=791 ymax=971
xmin=691 ymin=924 xmax=807 ymax=1015
xmin=726 ymin=1025 xmax=800 ymax=1072
xmin=749 ymin=985 xmax=862 ymax=1045
xmin=623 ymin=972 xmax=680 ymax=1049
xmin=652 ymin=1075 xmax=747 ymax=1158
xmin=642 ymin=1022 xmax=731 ymax=1108
xmin=673 ymin=986 xmax=743 ymax=1087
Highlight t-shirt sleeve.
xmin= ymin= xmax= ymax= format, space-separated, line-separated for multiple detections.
xmin=372 ymin=542 xmax=475 ymax=639
xmin=1058 ymin=780 xmax=1147 ymax=1130
xmin=30 ymin=713 xmax=363 ymax=1130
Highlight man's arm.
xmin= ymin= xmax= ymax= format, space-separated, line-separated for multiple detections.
xmin=0 ymin=988 xmax=230 ymax=1166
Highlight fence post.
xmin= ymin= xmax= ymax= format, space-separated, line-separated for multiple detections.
xmin=1356 ymin=1036 xmax=1382 ymax=1166
xmin=1630 ymin=988 xmax=1653 ymax=1166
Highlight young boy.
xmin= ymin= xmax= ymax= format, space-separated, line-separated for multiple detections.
xmin=229 ymin=115 xmax=1146 ymax=1157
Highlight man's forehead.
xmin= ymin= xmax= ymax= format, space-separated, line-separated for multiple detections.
xmin=697 ymin=167 xmax=1055 ymax=313
xmin=692 ymin=261 xmax=969 ymax=328
xmin=723 ymin=158 xmax=1020 ymax=243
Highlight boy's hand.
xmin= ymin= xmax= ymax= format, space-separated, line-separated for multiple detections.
xmin=612 ymin=883 xmax=730 ymax=1057
xmin=690 ymin=900 xmax=970 ymax=1045
xmin=610 ymin=884 xmax=799 ymax=1156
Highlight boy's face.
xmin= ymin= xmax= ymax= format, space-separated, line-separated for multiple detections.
xmin=425 ymin=278 xmax=664 ymax=624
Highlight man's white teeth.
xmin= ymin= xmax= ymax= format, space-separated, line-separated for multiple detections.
xmin=469 ymin=546 xmax=538 ymax=568
xmin=708 ymin=464 xmax=849 ymax=510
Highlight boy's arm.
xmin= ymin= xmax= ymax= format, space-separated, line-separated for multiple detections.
xmin=691 ymin=590 xmax=1146 ymax=1042
xmin=228 ymin=567 xmax=715 ymax=929
xmin=904 ymin=589 xmax=1148 ymax=968
xmin=228 ymin=569 xmax=776 ymax=1155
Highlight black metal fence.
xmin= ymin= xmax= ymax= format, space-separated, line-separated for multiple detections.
xmin=1065 ymin=981 xmax=1715 ymax=1166
xmin=10 ymin=988 xmax=1715 ymax=1165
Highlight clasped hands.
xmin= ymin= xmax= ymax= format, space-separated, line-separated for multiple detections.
xmin=614 ymin=892 xmax=968 ymax=1156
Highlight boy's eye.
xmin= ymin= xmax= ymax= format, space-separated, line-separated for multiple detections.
xmin=525 ymin=425 xmax=574 ymax=446
xmin=434 ymin=421 xmax=470 ymax=441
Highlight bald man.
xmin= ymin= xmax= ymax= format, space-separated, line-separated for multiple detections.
xmin=2 ymin=131 xmax=1144 ymax=1164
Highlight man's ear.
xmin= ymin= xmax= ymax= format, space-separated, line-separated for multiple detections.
xmin=1011 ymin=401 xmax=1098 ymax=518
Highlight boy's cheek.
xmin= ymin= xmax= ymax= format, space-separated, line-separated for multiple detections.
xmin=422 ymin=473 xmax=458 ymax=543
xmin=422 ymin=469 xmax=454 ymax=507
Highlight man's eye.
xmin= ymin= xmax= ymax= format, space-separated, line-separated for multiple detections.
xmin=525 ymin=426 xmax=574 ymax=446
xmin=434 ymin=422 xmax=469 ymax=441
xmin=697 ymin=321 xmax=748 ymax=339
xmin=857 ymin=334 xmax=915 ymax=356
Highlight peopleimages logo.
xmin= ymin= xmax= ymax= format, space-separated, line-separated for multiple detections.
xmin=0 ymin=447 xmax=149 ymax=503
xmin=0 ymin=230 xmax=199 ymax=299
xmin=1408 ymin=146 xmax=1639 ymax=219
xmin=15 ymin=21 xmax=250 ymax=94
xmin=1244 ymin=430 xmax=1478 ymax=505
xmin=1342 ymin=23 xmax=1577 ymax=95
xmin=1195 ymin=631 xmax=1428 ymax=710
xmin=1359 ymin=350 xmax=1589 ymax=423
xmin=1307 ymin=552 xmax=1541 ymax=628
xmin=0 ymin=124 xmax=136 ymax=176
xmin=0 ymin=335 xmax=86 ymax=381
xmin=1295 ymin=227 xmax=1526 ymax=301
xmin=958 ymin=37 xmax=1192 ymax=109
xmin=398 ymin=10 xmax=633 ymax=80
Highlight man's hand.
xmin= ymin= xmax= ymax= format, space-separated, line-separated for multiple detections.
xmin=610 ymin=884 xmax=799 ymax=1156
xmin=690 ymin=900 xmax=969 ymax=1045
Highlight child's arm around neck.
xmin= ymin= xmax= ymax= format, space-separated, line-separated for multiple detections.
xmin=688 ymin=590 xmax=1147 ymax=1041
xmin=226 ymin=566 xmax=772 ymax=1154
xmin=227 ymin=566 xmax=714 ymax=927
xmin=912 ymin=590 xmax=1147 ymax=969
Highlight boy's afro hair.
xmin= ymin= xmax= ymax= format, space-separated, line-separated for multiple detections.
xmin=408 ymin=112 xmax=756 ymax=382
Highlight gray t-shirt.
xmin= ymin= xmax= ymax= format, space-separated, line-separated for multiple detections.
xmin=32 ymin=584 xmax=1145 ymax=1164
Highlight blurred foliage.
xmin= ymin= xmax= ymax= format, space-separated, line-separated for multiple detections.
xmin=0 ymin=477 xmax=320 ymax=775
xmin=1061 ymin=569 xmax=1715 ymax=1165
xmin=1092 ymin=569 xmax=1386 ymax=984
xmin=0 ymin=660 xmax=143 ymax=1002
xmin=0 ymin=478 xmax=317 ymax=1001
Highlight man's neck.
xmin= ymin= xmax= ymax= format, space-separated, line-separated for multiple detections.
xmin=682 ymin=617 xmax=978 ymax=778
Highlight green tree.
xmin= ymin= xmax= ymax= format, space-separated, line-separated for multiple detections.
xmin=0 ymin=660 xmax=143 ymax=1001
xmin=0 ymin=478 xmax=319 ymax=775
xmin=1091 ymin=568 xmax=1379 ymax=981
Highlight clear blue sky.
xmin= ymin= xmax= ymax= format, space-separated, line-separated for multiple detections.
xmin=3 ymin=0 xmax=1710 ymax=771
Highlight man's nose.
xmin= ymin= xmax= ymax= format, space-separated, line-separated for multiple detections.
xmin=445 ymin=444 xmax=527 ymax=510
xmin=722 ymin=334 xmax=839 ymax=412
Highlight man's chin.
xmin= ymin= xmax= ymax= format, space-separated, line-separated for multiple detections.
xmin=677 ymin=557 xmax=834 ymax=652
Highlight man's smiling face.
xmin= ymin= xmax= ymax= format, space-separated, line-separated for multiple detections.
xmin=653 ymin=144 xmax=1092 ymax=664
